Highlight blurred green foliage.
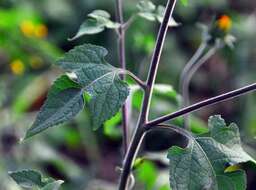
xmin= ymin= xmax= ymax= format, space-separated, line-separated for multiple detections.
xmin=0 ymin=0 xmax=256 ymax=189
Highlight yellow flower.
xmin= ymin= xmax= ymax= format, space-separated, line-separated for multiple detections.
xmin=216 ymin=15 xmax=232 ymax=32
xmin=10 ymin=59 xmax=25 ymax=75
xmin=34 ymin=24 xmax=48 ymax=38
xmin=20 ymin=20 xmax=35 ymax=37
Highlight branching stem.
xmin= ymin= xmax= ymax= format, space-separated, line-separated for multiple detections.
xmin=179 ymin=42 xmax=207 ymax=95
xmin=146 ymin=124 xmax=193 ymax=140
xmin=118 ymin=0 xmax=177 ymax=189
xmin=182 ymin=45 xmax=217 ymax=128
xmin=146 ymin=82 xmax=256 ymax=127
xmin=120 ymin=70 xmax=147 ymax=90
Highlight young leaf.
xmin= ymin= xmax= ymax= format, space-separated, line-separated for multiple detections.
xmin=167 ymin=115 xmax=255 ymax=190
xmin=57 ymin=44 xmax=129 ymax=130
xmin=41 ymin=180 xmax=64 ymax=190
xmin=9 ymin=170 xmax=46 ymax=188
xmin=137 ymin=0 xmax=156 ymax=21
xmin=137 ymin=1 xmax=179 ymax=27
xmin=69 ymin=10 xmax=120 ymax=40
xmin=69 ymin=19 xmax=105 ymax=40
xmin=25 ymin=75 xmax=84 ymax=139
xmin=156 ymin=5 xmax=180 ymax=27
xmin=8 ymin=169 xmax=63 ymax=190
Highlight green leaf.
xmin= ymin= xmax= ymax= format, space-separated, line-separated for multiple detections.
xmin=8 ymin=169 xmax=63 ymax=190
xmin=180 ymin=0 xmax=188 ymax=6
xmin=137 ymin=1 xmax=156 ymax=21
xmin=41 ymin=180 xmax=64 ymax=190
xmin=137 ymin=1 xmax=179 ymax=27
xmin=69 ymin=10 xmax=119 ymax=40
xmin=25 ymin=75 xmax=84 ymax=139
xmin=137 ymin=0 xmax=156 ymax=13
xmin=9 ymin=170 xmax=46 ymax=188
xmin=167 ymin=115 xmax=255 ymax=190
xmin=137 ymin=161 xmax=158 ymax=190
xmin=56 ymin=44 xmax=108 ymax=71
xmin=217 ymin=170 xmax=246 ymax=190
xmin=68 ymin=19 xmax=105 ymax=40
xmin=156 ymin=6 xmax=180 ymax=27
xmin=57 ymin=44 xmax=129 ymax=130
xmin=104 ymin=112 xmax=122 ymax=139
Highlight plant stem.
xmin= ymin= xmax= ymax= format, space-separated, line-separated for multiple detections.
xmin=145 ymin=0 xmax=177 ymax=121
xmin=179 ymin=42 xmax=207 ymax=129
xmin=120 ymin=70 xmax=147 ymax=90
xmin=146 ymin=124 xmax=193 ymax=140
xmin=179 ymin=42 xmax=207 ymax=96
xmin=116 ymin=0 xmax=129 ymax=153
xmin=182 ymin=46 xmax=217 ymax=129
xmin=118 ymin=0 xmax=177 ymax=189
xmin=146 ymin=82 xmax=256 ymax=127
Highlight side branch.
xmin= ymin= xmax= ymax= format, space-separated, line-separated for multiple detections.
xmin=146 ymin=82 xmax=256 ymax=127
xmin=120 ymin=70 xmax=147 ymax=90
xmin=181 ymin=46 xmax=217 ymax=128
xmin=118 ymin=0 xmax=177 ymax=189
xmin=146 ymin=124 xmax=193 ymax=140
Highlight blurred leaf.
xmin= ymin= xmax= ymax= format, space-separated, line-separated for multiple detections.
xmin=189 ymin=116 xmax=208 ymax=134
xmin=180 ymin=0 xmax=189 ymax=6
xmin=159 ymin=184 xmax=171 ymax=190
xmin=156 ymin=5 xmax=180 ymax=27
xmin=133 ymin=157 xmax=146 ymax=170
xmin=88 ymin=10 xmax=120 ymax=29
xmin=9 ymin=170 xmax=46 ymax=188
xmin=25 ymin=75 xmax=84 ymax=139
xmin=8 ymin=169 xmax=63 ymax=190
xmin=69 ymin=19 xmax=105 ymax=40
xmin=12 ymin=74 xmax=49 ymax=114
xmin=137 ymin=0 xmax=156 ymax=21
xmin=41 ymin=181 xmax=64 ymax=190
xmin=104 ymin=112 xmax=122 ymax=139
xmin=167 ymin=115 xmax=255 ymax=190
xmin=137 ymin=161 xmax=157 ymax=190
xmin=137 ymin=1 xmax=179 ymax=27
xmin=131 ymin=84 xmax=180 ymax=110
xmin=153 ymin=84 xmax=179 ymax=103
xmin=69 ymin=10 xmax=119 ymax=40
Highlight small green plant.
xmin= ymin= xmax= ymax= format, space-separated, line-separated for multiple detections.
xmin=9 ymin=0 xmax=256 ymax=190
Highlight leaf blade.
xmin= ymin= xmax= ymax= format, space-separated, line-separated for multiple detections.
xmin=8 ymin=169 xmax=45 ymax=188
xmin=25 ymin=75 xmax=84 ymax=139
xmin=56 ymin=44 xmax=129 ymax=130
xmin=167 ymin=116 xmax=255 ymax=190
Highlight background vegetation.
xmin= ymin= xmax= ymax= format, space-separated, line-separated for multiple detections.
xmin=0 ymin=0 xmax=255 ymax=189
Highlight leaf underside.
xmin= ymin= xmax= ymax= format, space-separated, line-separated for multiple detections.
xmin=167 ymin=115 xmax=255 ymax=190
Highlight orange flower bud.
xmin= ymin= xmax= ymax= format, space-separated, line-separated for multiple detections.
xmin=216 ymin=15 xmax=232 ymax=32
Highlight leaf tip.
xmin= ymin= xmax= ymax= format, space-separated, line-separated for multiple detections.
xmin=67 ymin=36 xmax=77 ymax=41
